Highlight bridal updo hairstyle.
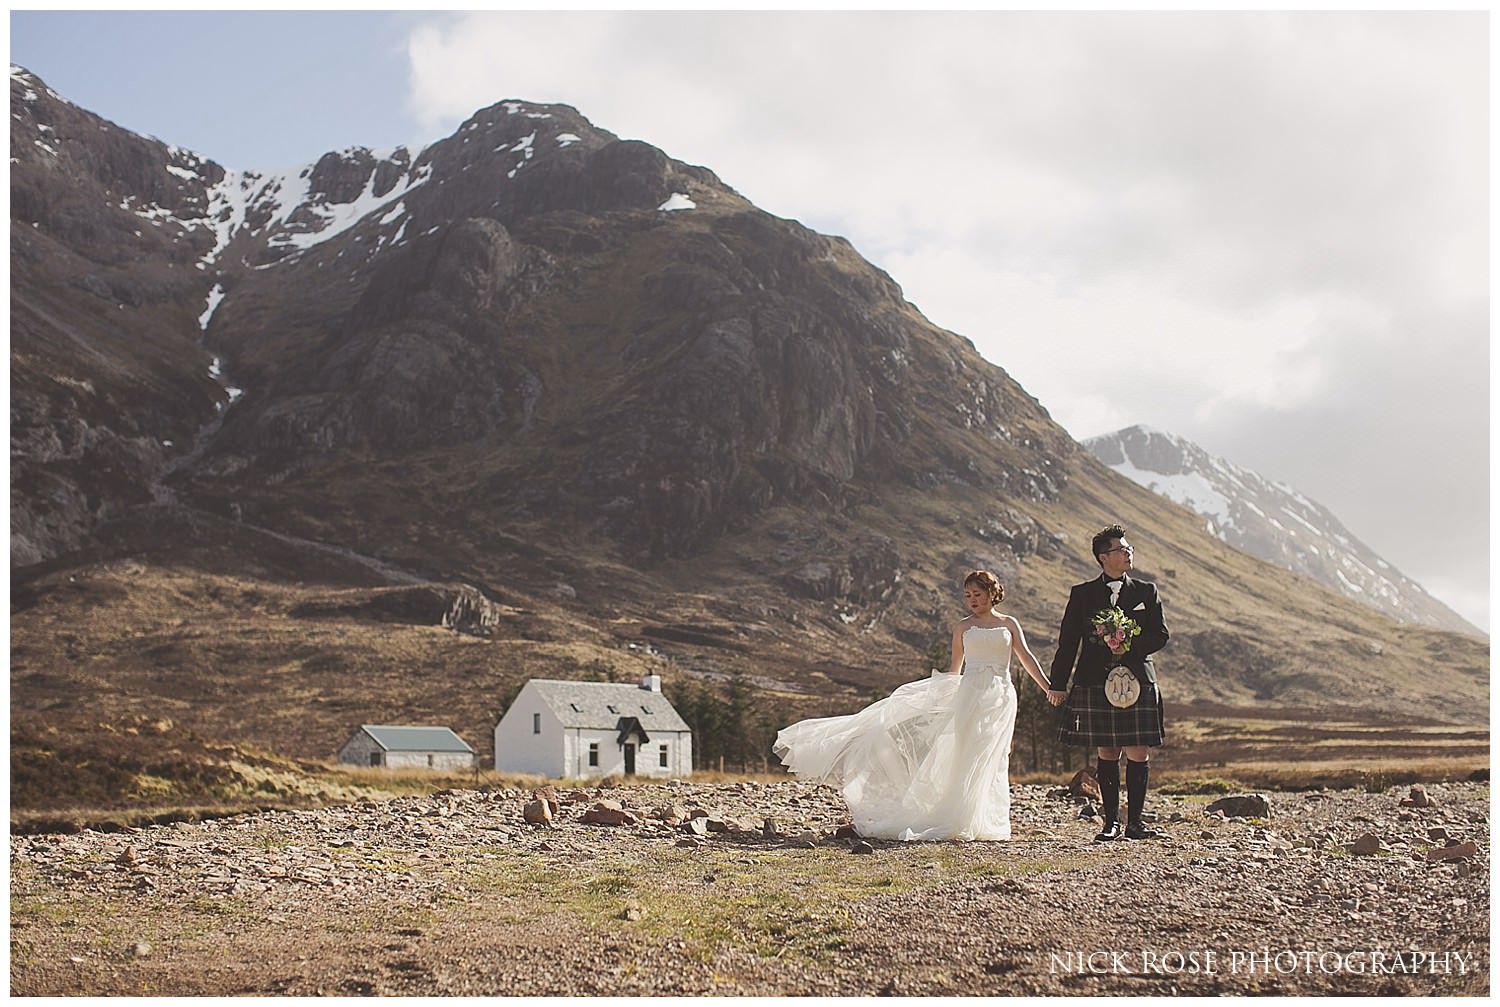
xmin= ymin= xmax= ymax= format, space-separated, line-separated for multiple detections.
xmin=963 ymin=570 xmax=1005 ymax=606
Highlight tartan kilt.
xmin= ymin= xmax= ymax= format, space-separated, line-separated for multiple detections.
xmin=1058 ymin=678 xmax=1165 ymax=747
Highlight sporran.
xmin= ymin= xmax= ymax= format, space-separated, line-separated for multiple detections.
xmin=1104 ymin=665 xmax=1141 ymax=709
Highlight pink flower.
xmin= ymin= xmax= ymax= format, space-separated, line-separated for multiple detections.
xmin=1090 ymin=607 xmax=1141 ymax=656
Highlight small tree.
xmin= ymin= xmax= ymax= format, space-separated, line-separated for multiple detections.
xmin=1012 ymin=675 xmax=1076 ymax=775
xmin=723 ymin=671 xmax=756 ymax=769
xmin=924 ymin=637 xmax=950 ymax=675
xmin=664 ymin=672 xmax=792 ymax=774
xmin=664 ymin=677 xmax=728 ymax=771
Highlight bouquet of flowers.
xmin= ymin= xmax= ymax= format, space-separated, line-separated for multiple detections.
xmin=1090 ymin=607 xmax=1142 ymax=657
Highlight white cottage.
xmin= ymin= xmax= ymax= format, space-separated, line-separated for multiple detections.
xmin=494 ymin=674 xmax=693 ymax=780
xmin=338 ymin=725 xmax=475 ymax=770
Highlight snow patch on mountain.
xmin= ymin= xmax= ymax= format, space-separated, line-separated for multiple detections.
xmin=199 ymin=284 xmax=225 ymax=330
xmin=1110 ymin=457 xmax=1231 ymax=528
xmin=207 ymin=356 xmax=243 ymax=409
xmin=1086 ymin=425 xmax=1480 ymax=636
xmin=272 ymin=157 xmax=431 ymax=254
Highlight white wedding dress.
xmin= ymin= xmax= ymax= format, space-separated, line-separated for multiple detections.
xmin=773 ymin=625 xmax=1018 ymax=841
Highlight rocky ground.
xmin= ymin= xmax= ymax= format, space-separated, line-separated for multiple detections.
xmin=9 ymin=778 xmax=1489 ymax=996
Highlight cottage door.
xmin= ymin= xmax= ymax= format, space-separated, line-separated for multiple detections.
xmin=623 ymin=743 xmax=636 ymax=775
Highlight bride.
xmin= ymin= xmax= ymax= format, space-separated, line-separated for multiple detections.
xmin=773 ymin=570 xmax=1058 ymax=841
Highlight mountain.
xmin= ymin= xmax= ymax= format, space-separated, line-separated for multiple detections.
xmin=1084 ymin=426 xmax=1482 ymax=637
xmin=9 ymin=64 xmax=1489 ymax=795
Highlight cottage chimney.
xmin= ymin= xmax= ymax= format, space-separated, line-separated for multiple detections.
xmin=641 ymin=673 xmax=662 ymax=693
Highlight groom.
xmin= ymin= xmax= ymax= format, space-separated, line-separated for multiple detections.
xmin=1048 ymin=524 xmax=1170 ymax=841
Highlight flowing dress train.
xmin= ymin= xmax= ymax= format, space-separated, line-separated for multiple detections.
xmin=773 ymin=625 xmax=1018 ymax=840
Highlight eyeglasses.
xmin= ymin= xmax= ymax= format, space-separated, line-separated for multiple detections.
xmin=1103 ymin=546 xmax=1134 ymax=555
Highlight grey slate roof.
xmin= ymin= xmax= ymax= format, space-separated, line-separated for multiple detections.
xmin=359 ymin=725 xmax=474 ymax=753
xmin=528 ymin=680 xmax=690 ymax=732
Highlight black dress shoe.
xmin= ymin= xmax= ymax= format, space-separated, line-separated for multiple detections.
xmin=1124 ymin=821 xmax=1160 ymax=840
xmin=1094 ymin=820 xmax=1123 ymax=842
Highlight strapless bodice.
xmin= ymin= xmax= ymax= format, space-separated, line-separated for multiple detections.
xmin=963 ymin=624 xmax=1013 ymax=673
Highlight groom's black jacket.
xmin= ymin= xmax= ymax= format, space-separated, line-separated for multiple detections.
xmin=1048 ymin=573 xmax=1170 ymax=691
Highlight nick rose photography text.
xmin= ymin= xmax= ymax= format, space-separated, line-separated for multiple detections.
xmin=1050 ymin=948 xmax=1471 ymax=976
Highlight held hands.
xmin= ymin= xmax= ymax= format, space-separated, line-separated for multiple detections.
xmin=1045 ymin=689 xmax=1067 ymax=707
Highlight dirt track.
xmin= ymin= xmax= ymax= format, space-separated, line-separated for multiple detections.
xmin=9 ymin=778 xmax=1489 ymax=996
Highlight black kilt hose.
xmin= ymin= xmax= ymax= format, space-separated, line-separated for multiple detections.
xmin=1058 ymin=678 xmax=1165 ymax=748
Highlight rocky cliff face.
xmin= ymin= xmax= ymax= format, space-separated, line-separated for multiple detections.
xmin=1085 ymin=426 xmax=1481 ymax=637
xmin=13 ymin=63 xmax=1069 ymax=567
xmin=9 ymin=63 xmax=1489 ymax=755
xmin=10 ymin=67 xmax=233 ymax=563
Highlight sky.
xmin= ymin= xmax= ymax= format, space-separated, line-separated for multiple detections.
xmin=8 ymin=9 xmax=1491 ymax=632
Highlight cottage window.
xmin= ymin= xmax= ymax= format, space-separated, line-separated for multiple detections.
xmin=659 ymin=744 xmax=669 ymax=768
xmin=532 ymin=712 xmax=541 ymax=734
xmin=427 ymin=754 xmax=434 ymax=768
xmin=588 ymin=743 xmax=600 ymax=767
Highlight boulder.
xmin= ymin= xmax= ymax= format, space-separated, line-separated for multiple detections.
xmin=655 ymin=804 xmax=689 ymax=826
xmin=442 ymin=585 xmax=504 ymax=636
xmin=1204 ymin=794 xmax=1273 ymax=819
xmin=1068 ymin=767 xmax=1102 ymax=803
xmin=786 ymin=561 xmax=853 ymax=601
xmin=1399 ymin=785 xmax=1435 ymax=808
xmin=582 ymin=801 xmax=638 ymax=827
xmin=528 ymin=787 xmax=560 ymax=818
xmin=1425 ymin=840 xmax=1478 ymax=863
